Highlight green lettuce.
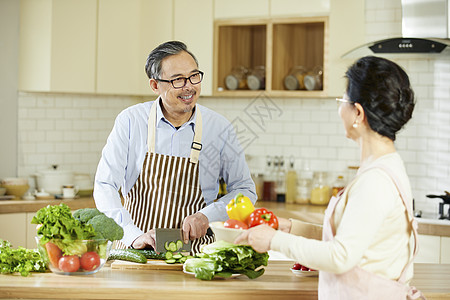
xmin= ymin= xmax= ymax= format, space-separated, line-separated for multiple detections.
xmin=0 ymin=239 xmax=46 ymax=276
xmin=31 ymin=203 xmax=96 ymax=252
xmin=185 ymin=240 xmax=269 ymax=280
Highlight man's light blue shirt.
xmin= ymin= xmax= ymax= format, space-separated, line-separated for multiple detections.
xmin=94 ymin=99 xmax=256 ymax=246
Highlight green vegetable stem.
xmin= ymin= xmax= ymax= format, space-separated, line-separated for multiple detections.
xmin=184 ymin=240 xmax=269 ymax=280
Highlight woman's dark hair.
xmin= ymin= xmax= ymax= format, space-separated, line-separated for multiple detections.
xmin=145 ymin=41 xmax=199 ymax=80
xmin=345 ymin=56 xmax=415 ymax=141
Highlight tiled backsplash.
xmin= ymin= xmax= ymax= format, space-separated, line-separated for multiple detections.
xmin=17 ymin=0 xmax=450 ymax=215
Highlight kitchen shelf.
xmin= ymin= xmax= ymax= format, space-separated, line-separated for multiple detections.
xmin=213 ymin=17 xmax=328 ymax=98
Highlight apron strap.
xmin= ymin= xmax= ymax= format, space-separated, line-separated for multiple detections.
xmin=147 ymin=99 xmax=203 ymax=164
xmin=367 ymin=165 xmax=419 ymax=284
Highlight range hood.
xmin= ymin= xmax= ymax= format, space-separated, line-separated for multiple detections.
xmin=343 ymin=0 xmax=450 ymax=58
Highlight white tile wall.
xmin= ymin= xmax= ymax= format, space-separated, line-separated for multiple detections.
xmin=17 ymin=0 xmax=450 ymax=215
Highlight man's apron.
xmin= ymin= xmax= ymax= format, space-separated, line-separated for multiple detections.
xmin=318 ymin=165 xmax=425 ymax=300
xmin=117 ymin=101 xmax=214 ymax=253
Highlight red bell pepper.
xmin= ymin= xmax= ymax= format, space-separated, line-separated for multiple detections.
xmin=247 ymin=208 xmax=279 ymax=229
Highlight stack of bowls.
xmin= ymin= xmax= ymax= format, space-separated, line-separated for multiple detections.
xmin=0 ymin=177 xmax=30 ymax=199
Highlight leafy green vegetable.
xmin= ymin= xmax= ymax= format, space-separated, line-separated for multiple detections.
xmin=0 ymin=239 xmax=47 ymax=276
xmin=73 ymin=208 xmax=102 ymax=223
xmin=184 ymin=240 xmax=269 ymax=280
xmin=87 ymin=214 xmax=124 ymax=241
xmin=31 ymin=203 xmax=96 ymax=246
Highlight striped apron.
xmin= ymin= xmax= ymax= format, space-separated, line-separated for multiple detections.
xmin=117 ymin=101 xmax=214 ymax=253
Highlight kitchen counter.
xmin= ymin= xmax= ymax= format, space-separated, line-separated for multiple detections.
xmin=1 ymin=198 xmax=448 ymax=237
xmin=0 ymin=197 xmax=96 ymax=214
xmin=0 ymin=261 xmax=449 ymax=300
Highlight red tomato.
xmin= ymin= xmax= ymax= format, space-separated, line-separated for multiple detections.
xmin=58 ymin=255 xmax=80 ymax=272
xmin=45 ymin=242 xmax=62 ymax=268
xmin=80 ymin=252 xmax=101 ymax=271
xmin=224 ymin=219 xmax=248 ymax=230
xmin=292 ymin=263 xmax=302 ymax=270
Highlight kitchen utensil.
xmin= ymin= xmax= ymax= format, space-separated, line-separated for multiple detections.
xmin=35 ymin=165 xmax=74 ymax=195
xmin=154 ymin=228 xmax=191 ymax=253
xmin=62 ymin=185 xmax=78 ymax=199
xmin=111 ymin=259 xmax=183 ymax=270
xmin=0 ymin=178 xmax=30 ymax=199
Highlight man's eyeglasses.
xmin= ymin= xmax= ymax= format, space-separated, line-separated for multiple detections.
xmin=156 ymin=71 xmax=204 ymax=89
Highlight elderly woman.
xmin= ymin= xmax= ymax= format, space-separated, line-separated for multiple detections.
xmin=236 ymin=56 xmax=424 ymax=299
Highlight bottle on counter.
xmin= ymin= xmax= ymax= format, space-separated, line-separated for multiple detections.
xmin=262 ymin=156 xmax=276 ymax=201
xmin=275 ymin=156 xmax=286 ymax=202
xmin=331 ymin=175 xmax=346 ymax=197
xmin=285 ymin=156 xmax=298 ymax=204
xmin=310 ymin=171 xmax=330 ymax=205
xmin=252 ymin=172 xmax=264 ymax=201
xmin=295 ymin=160 xmax=313 ymax=204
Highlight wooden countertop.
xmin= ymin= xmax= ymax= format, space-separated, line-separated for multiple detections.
xmin=0 ymin=262 xmax=448 ymax=299
xmin=1 ymin=198 xmax=448 ymax=237
xmin=0 ymin=197 xmax=96 ymax=214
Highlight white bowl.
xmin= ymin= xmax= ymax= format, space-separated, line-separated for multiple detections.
xmin=209 ymin=221 xmax=248 ymax=244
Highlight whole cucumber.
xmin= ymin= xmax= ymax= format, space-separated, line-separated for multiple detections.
xmin=108 ymin=249 xmax=147 ymax=264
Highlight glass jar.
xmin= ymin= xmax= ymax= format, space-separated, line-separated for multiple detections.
xmin=303 ymin=66 xmax=323 ymax=91
xmin=295 ymin=177 xmax=311 ymax=204
xmin=225 ymin=66 xmax=248 ymax=90
xmin=284 ymin=66 xmax=307 ymax=90
xmin=247 ymin=66 xmax=266 ymax=90
xmin=331 ymin=175 xmax=346 ymax=197
xmin=310 ymin=171 xmax=330 ymax=205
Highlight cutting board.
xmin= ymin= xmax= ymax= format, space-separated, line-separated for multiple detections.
xmin=111 ymin=259 xmax=183 ymax=270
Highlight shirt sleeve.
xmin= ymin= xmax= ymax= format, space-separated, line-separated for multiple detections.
xmin=198 ymin=118 xmax=257 ymax=222
xmin=93 ymin=110 xmax=143 ymax=247
xmin=271 ymin=169 xmax=396 ymax=273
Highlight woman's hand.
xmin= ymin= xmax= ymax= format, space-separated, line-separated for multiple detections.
xmin=234 ymin=224 xmax=277 ymax=253
xmin=277 ymin=217 xmax=292 ymax=233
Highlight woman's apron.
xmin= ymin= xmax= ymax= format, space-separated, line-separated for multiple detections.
xmin=116 ymin=101 xmax=214 ymax=253
xmin=318 ymin=165 xmax=425 ymax=300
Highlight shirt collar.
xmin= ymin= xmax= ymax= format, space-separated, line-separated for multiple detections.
xmin=155 ymin=97 xmax=197 ymax=129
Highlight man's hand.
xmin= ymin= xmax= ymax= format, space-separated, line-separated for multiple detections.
xmin=131 ymin=229 xmax=156 ymax=249
xmin=182 ymin=212 xmax=209 ymax=243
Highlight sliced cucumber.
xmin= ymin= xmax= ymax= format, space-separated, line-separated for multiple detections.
xmin=168 ymin=241 xmax=177 ymax=252
xmin=179 ymin=256 xmax=188 ymax=264
xmin=172 ymin=253 xmax=183 ymax=260
xmin=165 ymin=251 xmax=173 ymax=260
xmin=164 ymin=241 xmax=170 ymax=251
xmin=165 ymin=259 xmax=177 ymax=264
xmin=176 ymin=239 xmax=183 ymax=250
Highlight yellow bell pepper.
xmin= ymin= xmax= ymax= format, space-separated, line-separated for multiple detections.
xmin=226 ymin=193 xmax=255 ymax=222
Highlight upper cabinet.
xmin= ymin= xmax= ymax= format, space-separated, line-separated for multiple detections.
xmin=18 ymin=0 xmax=364 ymax=97
xmin=327 ymin=0 xmax=365 ymax=97
xmin=213 ymin=17 xmax=328 ymax=98
xmin=97 ymin=0 xmax=173 ymax=95
xmin=174 ymin=0 xmax=214 ymax=96
xmin=19 ymin=0 xmax=97 ymax=93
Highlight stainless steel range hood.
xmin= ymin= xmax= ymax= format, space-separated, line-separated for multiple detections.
xmin=343 ymin=0 xmax=450 ymax=58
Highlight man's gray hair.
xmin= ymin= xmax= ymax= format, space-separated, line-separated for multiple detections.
xmin=145 ymin=41 xmax=199 ymax=79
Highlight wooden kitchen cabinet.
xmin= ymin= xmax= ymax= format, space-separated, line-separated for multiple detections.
xmin=174 ymin=0 xmax=214 ymax=96
xmin=327 ymin=0 xmax=365 ymax=97
xmin=214 ymin=0 xmax=270 ymax=19
xmin=19 ymin=0 xmax=97 ymax=93
xmin=440 ymin=236 xmax=450 ymax=264
xmin=97 ymin=0 xmax=173 ymax=95
xmin=0 ymin=213 xmax=27 ymax=248
xmin=213 ymin=17 xmax=328 ymax=98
